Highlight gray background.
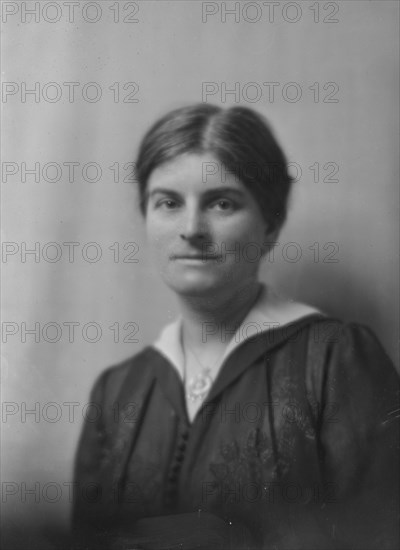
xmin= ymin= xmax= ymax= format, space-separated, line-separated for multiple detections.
xmin=2 ymin=1 xmax=399 ymax=548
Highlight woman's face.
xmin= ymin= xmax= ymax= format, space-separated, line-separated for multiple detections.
xmin=145 ymin=153 xmax=270 ymax=297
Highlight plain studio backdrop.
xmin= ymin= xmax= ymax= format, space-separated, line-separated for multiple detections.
xmin=2 ymin=1 xmax=399 ymax=548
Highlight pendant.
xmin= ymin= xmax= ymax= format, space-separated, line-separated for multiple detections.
xmin=186 ymin=368 xmax=213 ymax=402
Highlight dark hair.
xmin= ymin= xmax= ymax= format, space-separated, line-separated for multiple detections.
xmin=135 ymin=104 xmax=293 ymax=233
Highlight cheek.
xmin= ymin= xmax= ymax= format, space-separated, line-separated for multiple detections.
xmin=146 ymin=215 xmax=168 ymax=240
xmin=145 ymin=217 xmax=179 ymax=264
xmin=145 ymin=220 xmax=168 ymax=255
xmin=217 ymin=217 xmax=266 ymax=247
xmin=214 ymin=221 xmax=267 ymax=269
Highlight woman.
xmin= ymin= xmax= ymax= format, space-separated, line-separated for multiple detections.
xmin=72 ymin=104 xmax=399 ymax=549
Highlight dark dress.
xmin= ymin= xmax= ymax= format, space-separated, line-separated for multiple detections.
xmin=72 ymin=315 xmax=399 ymax=550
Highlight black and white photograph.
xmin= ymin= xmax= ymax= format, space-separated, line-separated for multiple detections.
xmin=2 ymin=1 xmax=399 ymax=549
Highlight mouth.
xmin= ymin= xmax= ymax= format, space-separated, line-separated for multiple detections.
xmin=171 ymin=254 xmax=222 ymax=262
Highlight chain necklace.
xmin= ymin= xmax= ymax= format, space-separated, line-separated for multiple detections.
xmin=183 ymin=342 xmax=227 ymax=403
xmin=182 ymin=285 xmax=263 ymax=403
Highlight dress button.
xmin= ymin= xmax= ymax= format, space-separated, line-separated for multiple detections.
xmin=181 ymin=431 xmax=189 ymax=440
xmin=168 ymin=470 xmax=178 ymax=480
xmin=175 ymin=454 xmax=184 ymax=463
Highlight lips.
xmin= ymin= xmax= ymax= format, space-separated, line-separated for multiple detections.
xmin=171 ymin=253 xmax=222 ymax=260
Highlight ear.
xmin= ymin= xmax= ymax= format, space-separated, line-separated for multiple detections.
xmin=260 ymin=227 xmax=279 ymax=257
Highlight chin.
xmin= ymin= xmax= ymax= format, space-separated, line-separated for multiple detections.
xmin=163 ymin=272 xmax=225 ymax=297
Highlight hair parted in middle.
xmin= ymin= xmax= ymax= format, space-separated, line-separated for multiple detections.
xmin=135 ymin=103 xmax=293 ymax=234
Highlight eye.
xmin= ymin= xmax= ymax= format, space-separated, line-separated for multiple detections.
xmin=211 ymin=199 xmax=236 ymax=211
xmin=157 ymin=198 xmax=180 ymax=210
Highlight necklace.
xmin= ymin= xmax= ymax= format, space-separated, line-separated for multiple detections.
xmin=183 ymin=342 xmax=227 ymax=403
xmin=183 ymin=284 xmax=263 ymax=403
xmin=186 ymin=367 xmax=214 ymax=402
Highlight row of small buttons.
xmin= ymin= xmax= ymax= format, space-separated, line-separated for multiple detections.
xmin=164 ymin=428 xmax=189 ymax=508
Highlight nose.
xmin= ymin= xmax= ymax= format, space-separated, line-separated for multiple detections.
xmin=180 ymin=206 xmax=207 ymax=241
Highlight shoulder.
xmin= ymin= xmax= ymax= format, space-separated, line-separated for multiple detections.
xmin=301 ymin=318 xmax=399 ymax=413
xmin=271 ymin=315 xmax=398 ymax=404
xmin=304 ymin=317 xmax=395 ymax=367
xmin=298 ymin=317 xmax=371 ymax=347
xmin=280 ymin=313 xmax=393 ymax=359
xmin=88 ymin=346 xmax=163 ymax=404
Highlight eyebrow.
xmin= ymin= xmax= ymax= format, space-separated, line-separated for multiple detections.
xmin=147 ymin=188 xmax=181 ymax=199
xmin=147 ymin=187 xmax=246 ymax=200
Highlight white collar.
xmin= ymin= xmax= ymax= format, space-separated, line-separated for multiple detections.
xmin=152 ymin=284 xmax=322 ymax=381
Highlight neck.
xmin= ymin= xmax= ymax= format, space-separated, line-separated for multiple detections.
xmin=177 ymin=279 xmax=262 ymax=353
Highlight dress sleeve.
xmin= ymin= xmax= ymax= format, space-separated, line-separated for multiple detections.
xmin=316 ymin=322 xmax=399 ymax=549
xmin=71 ymin=369 xmax=111 ymax=549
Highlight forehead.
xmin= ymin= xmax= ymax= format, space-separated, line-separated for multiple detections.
xmin=147 ymin=153 xmax=246 ymax=193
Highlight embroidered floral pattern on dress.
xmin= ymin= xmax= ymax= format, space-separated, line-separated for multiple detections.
xmin=122 ymin=457 xmax=163 ymax=512
xmin=209 ymin=429 xmax=275 ymax=503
